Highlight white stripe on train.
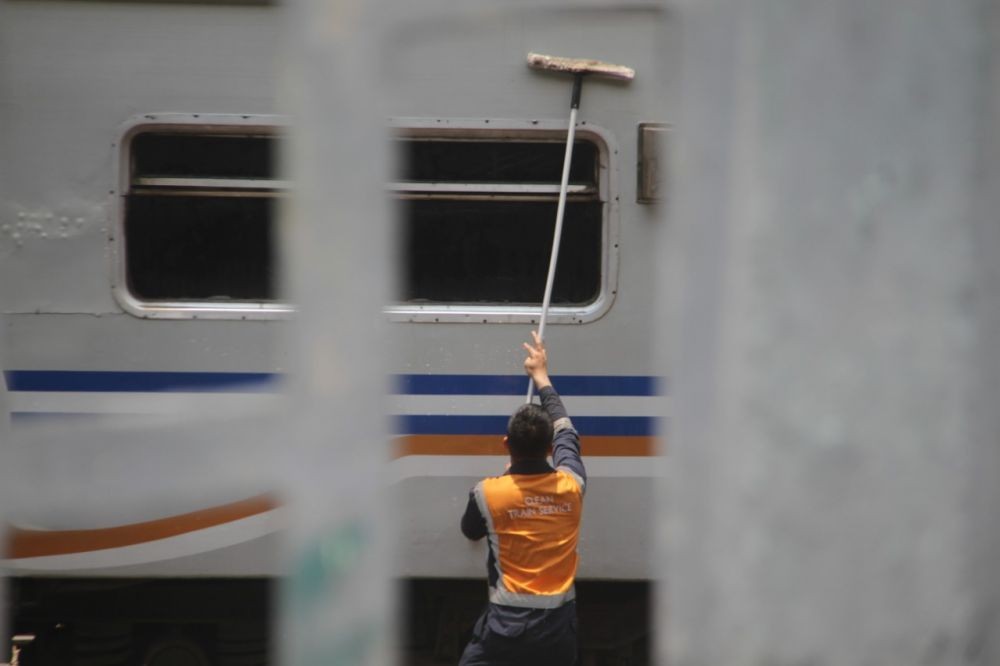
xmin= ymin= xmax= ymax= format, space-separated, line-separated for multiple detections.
xmin=9 ymin=391 xmax=667 ymax=418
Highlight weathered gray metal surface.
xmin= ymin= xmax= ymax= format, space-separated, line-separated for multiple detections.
xmin=661 ymin=1 xmax=1000 ymax=664
xmin=0 ymin=1 xmax=279 ymax=314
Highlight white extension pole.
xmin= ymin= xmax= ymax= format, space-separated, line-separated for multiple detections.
xmin=522 ymin=56 xmax=632 ymax=403
xmin=527 ymin=89 xmax=580 ymax=403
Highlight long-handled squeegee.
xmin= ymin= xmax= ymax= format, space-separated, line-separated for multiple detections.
xmin=525 ymin=53 xmax=635 ymax=402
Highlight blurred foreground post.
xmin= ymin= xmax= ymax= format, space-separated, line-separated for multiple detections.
xmin=278 ymin=0 xmax=394 ymax=664
xmin=1 ymin=329 xmax=8 ymax=663
xmin=661 ymin=1 xmax=1000 ymax=664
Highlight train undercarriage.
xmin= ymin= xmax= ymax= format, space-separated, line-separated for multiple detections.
xmin=7 ymin=577 xmax=649 ymax=666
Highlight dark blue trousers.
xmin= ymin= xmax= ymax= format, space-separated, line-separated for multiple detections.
xmin=458 ymin=601 xmax=577 ymax=666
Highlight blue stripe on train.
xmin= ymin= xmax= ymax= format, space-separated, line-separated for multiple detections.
xmin=397 ymin=374 xmax=659 ymax=396
xmin=398 ymin=415 xmax=657 ymax=437
xmin=5 ymin=371 xmax=661 ymax=396
xmin=3 ymin=370 xmax=277 ymax=393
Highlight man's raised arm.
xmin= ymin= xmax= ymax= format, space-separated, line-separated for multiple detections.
xmin=524 ymin=332 xmax=586 ymax=491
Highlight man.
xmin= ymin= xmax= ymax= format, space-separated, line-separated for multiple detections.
xmin=459 ymin=331 xmax=586 ymax=666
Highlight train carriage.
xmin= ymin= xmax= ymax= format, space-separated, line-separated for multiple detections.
xmin=0 ymin=1 xmax=672 ymax=663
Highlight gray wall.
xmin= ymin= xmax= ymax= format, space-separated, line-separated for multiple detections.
xmin=661 ymin=1 xmax=1000 ymax=664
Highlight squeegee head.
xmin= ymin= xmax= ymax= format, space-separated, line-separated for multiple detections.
xmin=526 ymin=52 xmax=635 ymax=81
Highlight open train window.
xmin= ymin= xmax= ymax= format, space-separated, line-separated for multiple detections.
xmin=115 ymin=117 xmax=289 ymax=319
xmin=389 ymin=120 xmax=619 ymax=324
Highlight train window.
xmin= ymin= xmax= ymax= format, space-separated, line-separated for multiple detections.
xmin=400 ymin=140 xmax=597 ymax=184
xmin=116 ymin=118 xmax=618 ymax=323
xmin=118 ymin=123 xmax=287 ymax=317
xmin=389 ymin=123 xmax=617 ymax=323
xmin=126 ymin=195 xmax=275 ymax=301
xmin=400 ymin=199 xmax=601 ymax=305
xmin=131 ymin=134 xmax=275 ymax=180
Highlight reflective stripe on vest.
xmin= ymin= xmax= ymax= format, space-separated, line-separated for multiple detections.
xmin=490 ymin=584 xmax=576 ymax=609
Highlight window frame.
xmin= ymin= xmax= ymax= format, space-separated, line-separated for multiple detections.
xmin=113 ymin=113 xmax=291 ymax=320
xmin=112 ymin=114 xmax=620 ymax=324
xmin=387 ymin=117 xmax=620 ymax=325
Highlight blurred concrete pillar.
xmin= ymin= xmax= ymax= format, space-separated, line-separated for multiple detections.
xmin=0 ymin=325 xmax=8 ymax=663
xmin=661 ymin=1 xmax=1000 ymax=664
xmin=278 ymin=0 xmax=394 ymax=664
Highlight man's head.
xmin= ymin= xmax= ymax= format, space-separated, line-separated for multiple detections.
xmin=505 ymin=403 xmax=553 ymax=460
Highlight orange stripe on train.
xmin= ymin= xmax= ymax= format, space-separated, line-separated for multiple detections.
xmin=4 ymin=494 xmax=279 ymax=560
xmin=393 ymin=435 xmax=659 ymax=457
xmin=4 ymin=438 xmax=658 ymax=559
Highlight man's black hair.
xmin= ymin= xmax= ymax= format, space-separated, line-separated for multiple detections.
xmin=506 ymin=404 xmax=553 ymax=459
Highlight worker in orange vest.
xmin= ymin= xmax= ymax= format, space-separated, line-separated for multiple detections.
xmin=459 ymin=331 xmax=586 ymax=666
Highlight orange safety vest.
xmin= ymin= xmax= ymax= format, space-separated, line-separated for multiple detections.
xmin=473 ymin=466 xmax=585 ymax=608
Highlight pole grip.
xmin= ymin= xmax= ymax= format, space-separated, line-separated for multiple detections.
xmin=570 ymin=74 xmax=583 ymax=110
